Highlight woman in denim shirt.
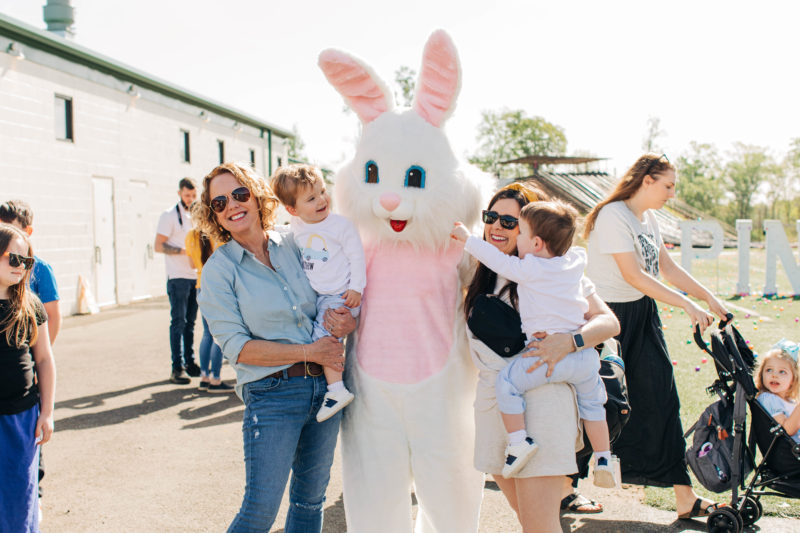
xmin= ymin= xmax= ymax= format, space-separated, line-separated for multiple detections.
xmin=196 ymin=162 xmax=355 ymax=533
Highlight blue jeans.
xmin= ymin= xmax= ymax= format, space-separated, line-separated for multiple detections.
xmin=199 ymin=314 xmax=223 ymax=379
xmin=228 ymin=372 xmax=340 ymax=533
xmin=166 ymin=278 xmax=198 ymax=371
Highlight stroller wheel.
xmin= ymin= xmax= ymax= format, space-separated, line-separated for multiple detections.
xmin=737 ymin=496 xmax=762 ymax=526
xmin=707 ymin=507 xmax=742 ymax=533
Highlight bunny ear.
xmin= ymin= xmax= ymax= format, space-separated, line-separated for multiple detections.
xmin=412 ymin=30 xmax=461 ymax=127
xmin=318 ymin=49 xmax=394 ymax=124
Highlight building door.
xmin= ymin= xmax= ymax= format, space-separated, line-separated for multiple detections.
xmin=130 ymin=180 xmax=155 ymax=300
xmin=92 ymin=177 xmax=117 ymax=306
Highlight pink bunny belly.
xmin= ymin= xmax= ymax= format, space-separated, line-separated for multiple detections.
xmin=357 ymin=244 xmax=462 ymax=384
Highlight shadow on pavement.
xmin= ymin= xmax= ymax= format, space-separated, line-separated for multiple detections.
xmin=55 ymin=384 xmax=241 ymax=431
xmin=55 ymin=380 xmax=170 ymax=410
xmin=561 ymin=516 xmax=708 ymax=532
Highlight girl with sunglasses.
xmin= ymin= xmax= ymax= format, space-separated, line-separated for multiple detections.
xmin=584 ymin=153 xmax=729 ymax=520
xmin=462 ymin=183 xmax=620 ymax=532
xmin=196 ymin=163 xmax=356 ymax=532
xmin=0 ymin=223 xmax=55 ymax=532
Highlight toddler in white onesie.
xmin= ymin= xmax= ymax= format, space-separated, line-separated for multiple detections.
xmin=272 ymin=164 xmax=366 ymax=422
xmin=452 ymin=199 xmax=615 ymax=486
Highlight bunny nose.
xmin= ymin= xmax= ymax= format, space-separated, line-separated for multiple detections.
xmin=379 ymin=193 xmax=401 ymax=212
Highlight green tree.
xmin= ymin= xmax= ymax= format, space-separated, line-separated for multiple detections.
xmin=724 ymin=143 xmax=773 ymax=222
xmin=675 ymin=142 xmax=723 ymax=215
xmin=287 ymin=124 xmax=306 ymax=161
xmin=394 ymin=66 xmax=416 ymax=107
xmin=468 ymin=109 xmax=567 ymax=179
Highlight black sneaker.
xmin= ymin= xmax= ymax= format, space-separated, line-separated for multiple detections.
xmin=185 ymin=362 xmax=202 ymax=377
xmin=197 ymin=380 xmax=210 ymax=391
xmin=207 ymin=382 xmax=234 ymax=393
xmin=170 ymin=369 xmax=191 ymax=384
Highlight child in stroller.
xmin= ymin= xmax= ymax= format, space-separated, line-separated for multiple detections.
xmin=691 ymin=319 xmax=800 ymax=533
xmin=754 ymin=340 xmax=800 ymax=443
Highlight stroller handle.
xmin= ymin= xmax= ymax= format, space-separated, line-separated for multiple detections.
xmin=692 ymin=313 xmax=734 ymax=355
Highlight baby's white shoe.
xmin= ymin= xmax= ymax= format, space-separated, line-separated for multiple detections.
xmin=501 ymin=437 xmax=538 ymax=478
xmin=593 ymin=456 xmax=617 ymax=488
xmin=316 ymin=388 xmax=354 ymax=422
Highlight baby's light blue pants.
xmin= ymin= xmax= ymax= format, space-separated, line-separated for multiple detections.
xmin=496 ymin=346 xmax=607 ymax=421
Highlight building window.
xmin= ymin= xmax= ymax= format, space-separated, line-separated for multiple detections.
xmin=277 ymin=157 xmax=283 ymax=167
xmin=217 ymin=140 xmax=225 ymax=164
xmin=180 ymin=130 xmax=191 ymax=163
xmin=249 ymin=149 xmax=256 ymax=168
xmin=55 ymin=95 xmax=73 ymax=141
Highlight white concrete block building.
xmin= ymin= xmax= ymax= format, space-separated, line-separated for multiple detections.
xmin=0 ymin=9 xmax=292 ymax=314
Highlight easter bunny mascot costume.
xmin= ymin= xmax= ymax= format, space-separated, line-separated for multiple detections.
xmin=319 ymin=30 xmax=492 ymax=533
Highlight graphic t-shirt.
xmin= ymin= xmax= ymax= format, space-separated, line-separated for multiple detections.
xmin=290 ymin=214 xmax=366 ymax=295
xmin=586 ymin=201 xmax=663 ymax=303
xmin=0 ymin=296 xmax=47 ymax=415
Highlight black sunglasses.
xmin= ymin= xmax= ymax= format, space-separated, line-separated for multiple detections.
xmin=482 ymin=210 xmax=519 ymax=230
xmin=3 ymin=251 xmax=34 ymax=270
xmin=643 ymin=154 xmax=669 ymax=177
xmin=210 ymin=187 xmax=251 ymax=213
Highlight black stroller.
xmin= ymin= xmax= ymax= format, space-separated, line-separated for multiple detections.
xmin=690 ymin=314 xmax=800 ymax=533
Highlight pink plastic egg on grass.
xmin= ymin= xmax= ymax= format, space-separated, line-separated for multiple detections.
xmin=672 ymin=360 xmax=678 ymax=366
xmin=702 ymin=358 xmax=708 ymax=364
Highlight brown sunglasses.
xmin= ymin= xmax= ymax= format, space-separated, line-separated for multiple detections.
xmin=3 ymin=251 xmax=34 ymax=270
xmin=210 ymin=187 xmax=251 ymax=213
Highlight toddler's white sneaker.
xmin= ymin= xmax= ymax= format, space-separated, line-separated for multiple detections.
xmin=316 ymin=388 xmax=355 ymax=422
xmin=501 ymin=437 xmax=538 ymax=478
xmin=593 ymin=456 xmax=617 ymax=488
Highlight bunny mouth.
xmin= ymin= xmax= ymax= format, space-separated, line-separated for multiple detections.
xmin=389 ymin=219 xmax=408 ymax=232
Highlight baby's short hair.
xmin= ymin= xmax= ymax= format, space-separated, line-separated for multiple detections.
xmin=519 ymin=199 xmax=578 ymax=257
xmin=270 ymin=164 xmax=324 ymax=207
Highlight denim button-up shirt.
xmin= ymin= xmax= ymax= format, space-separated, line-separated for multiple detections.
xmin=198 ymin=228 xmax=318 ymax=399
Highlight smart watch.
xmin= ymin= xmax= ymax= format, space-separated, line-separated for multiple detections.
xmin=572 ymin=332 xmax=585 ymax=350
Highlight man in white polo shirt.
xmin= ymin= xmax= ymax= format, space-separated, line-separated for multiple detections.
xmin=155 ymin=178 xmax=200 ymax=384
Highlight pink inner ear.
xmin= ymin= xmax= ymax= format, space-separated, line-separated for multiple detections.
xmin=318 ymin=50 xmax=391 ymax=124
xmin=413 ymin=30 xmax=460 ymax=127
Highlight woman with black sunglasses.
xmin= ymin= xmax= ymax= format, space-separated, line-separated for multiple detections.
xmin=463 ymin=182 xmax=620 ymax=532
xmin=195 ymin=162 xmax=356 ymax=532
xmin=584 ymin=153 xmax=730 ymax=520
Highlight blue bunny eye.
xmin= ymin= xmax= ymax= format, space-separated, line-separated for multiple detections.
xmin=405 ymin=165 xmax=425 ymax=188
xmin=365 ymin=161 xmax=379 ymax=184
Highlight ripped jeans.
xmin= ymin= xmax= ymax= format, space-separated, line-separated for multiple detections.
xmin=228 ymin=372 xmax=340 ymax=533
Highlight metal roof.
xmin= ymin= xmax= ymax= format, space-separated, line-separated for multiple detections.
xmin=0 ymin=12 xmax=293 ymax=138
xmin=501 ymin=155 xmax=608 ymax=166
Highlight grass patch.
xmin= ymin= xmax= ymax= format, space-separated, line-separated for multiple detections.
xmin=640 ymin=249 xmax=799 ymax=517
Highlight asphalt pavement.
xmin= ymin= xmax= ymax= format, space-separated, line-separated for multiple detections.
xmin=39 ymin=298 xmax=796 ymax=532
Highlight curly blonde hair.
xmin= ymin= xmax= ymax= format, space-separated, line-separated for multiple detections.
xmin=194 ymin=162 xmax=280 ymax=243
xmin=755 ymin=348 xmax=800 ymax=401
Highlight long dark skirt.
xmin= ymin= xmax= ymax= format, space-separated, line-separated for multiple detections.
xmin=608 ymin=296 xmax=691 ymax=487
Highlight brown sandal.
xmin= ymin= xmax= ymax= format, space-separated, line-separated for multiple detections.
xmin=677 ymin=498 xmax=723 ymax=519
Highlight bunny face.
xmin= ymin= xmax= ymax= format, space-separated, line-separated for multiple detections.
xmin=334 ymin=110 xmax=486 ymax=247
xmin=320 ymin=30 xmax=492 ymax=249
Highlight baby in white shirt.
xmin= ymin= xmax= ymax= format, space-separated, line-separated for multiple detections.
xmin=452 ymin=199 xmax=614 ymax=485
xmin=272 ymin=164 xmax=366 ymax=422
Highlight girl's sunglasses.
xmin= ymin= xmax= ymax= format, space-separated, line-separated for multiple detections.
xmin=3 ymin=251 xmax=34 ymax=270
xmin=482 ymin=210 xmax=518 ymax=230
xmin=210 ymin=187 xmax=251 ymax=213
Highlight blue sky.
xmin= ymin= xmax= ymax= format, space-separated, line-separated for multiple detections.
xmin=3 ymin=0 xmax=800 ymax=177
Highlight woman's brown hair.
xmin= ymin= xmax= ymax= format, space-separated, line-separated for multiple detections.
xmin=194 ymin=162 xmax=280 ymax=244
xmin=464 ymin=181 xmax=546 ymax=320
xmin=0 ymin=224 xmax=40 ymax=347
xmin=582 ymin=153 xmax=675 ymax=240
